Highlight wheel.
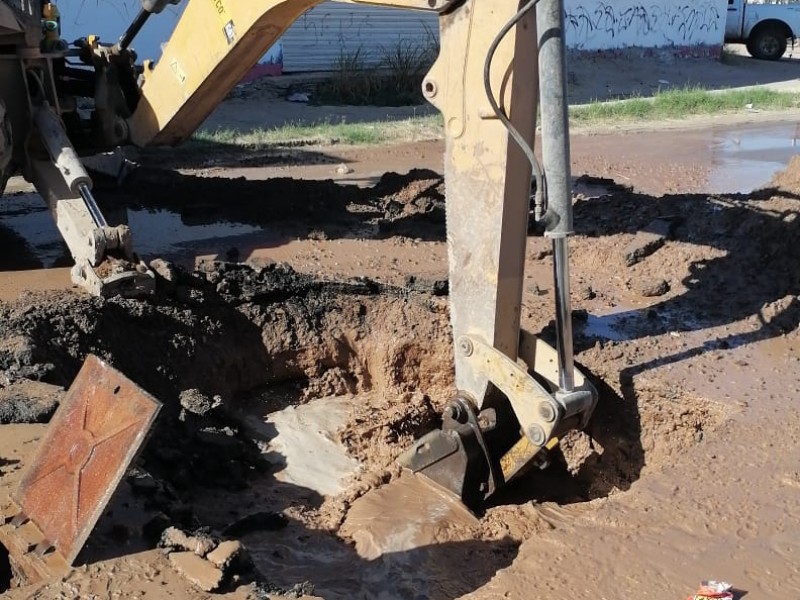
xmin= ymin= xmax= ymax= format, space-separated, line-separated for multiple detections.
xmin=747 ymin=26 xmax=789 ymax=61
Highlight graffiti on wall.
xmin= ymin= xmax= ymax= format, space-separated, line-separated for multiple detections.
xmin=565 ymin=1 xmax=723 ymax=49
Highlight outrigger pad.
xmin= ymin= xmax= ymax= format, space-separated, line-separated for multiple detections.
xmin=12 ymin=354 xmax=161 ymax=565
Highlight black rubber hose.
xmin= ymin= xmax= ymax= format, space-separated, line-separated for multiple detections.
xmin=483 ymin=0 xmax=545 ymax=217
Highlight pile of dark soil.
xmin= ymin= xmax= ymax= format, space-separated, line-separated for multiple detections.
xmin=0 ymin=262 xmax=452 ymax=494
xmin=99 ymin=168 xmax=446 ymax=243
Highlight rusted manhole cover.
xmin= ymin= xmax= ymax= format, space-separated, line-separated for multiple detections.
xmin=12 ymin=354 xmax=161 ymax=564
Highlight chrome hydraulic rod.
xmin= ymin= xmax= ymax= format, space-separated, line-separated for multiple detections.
xmin=118 ymin=9 xmax=151 ymax=50
xmin=552 ymin=237 xmax=575 ymax=391
xmin=78 ymin=183 xmax=108 ymax=228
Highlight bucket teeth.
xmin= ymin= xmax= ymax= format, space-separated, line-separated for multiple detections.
xmin=9 ymin=513 xmax=28 ymax=529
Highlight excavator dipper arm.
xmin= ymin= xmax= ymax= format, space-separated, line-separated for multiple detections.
xmin=0 ymin=0 xmax=156 ymax=296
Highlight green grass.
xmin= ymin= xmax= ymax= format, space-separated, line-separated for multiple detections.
xmin=570 ymin=86 xmax=800 ymax=125
xmin=191 ymin=87 xmax=800 ymax=150
xmin=192 ymin=114 xmax=443 ymax=148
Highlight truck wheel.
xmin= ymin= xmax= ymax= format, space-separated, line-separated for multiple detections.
xmin=747 ymin=26 xmax=788 ymax=61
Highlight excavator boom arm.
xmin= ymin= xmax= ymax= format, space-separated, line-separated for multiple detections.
xmin=128 ymin=0 xmax=452 ymax=147
xmin=128 ymin=0 xmax=598 ymax=506
xmin=0 ymin=0 xmax=598 ymax=508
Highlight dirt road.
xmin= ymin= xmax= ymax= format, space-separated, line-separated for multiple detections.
xmin=203 ymin=46 xmax=800 ymax=132
xmin=2 ymin=111 xmax=800 ymax=598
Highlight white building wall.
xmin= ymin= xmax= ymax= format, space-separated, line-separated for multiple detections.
xmin=282 ymin=0 xmax=728 ymax=71
xmin=564 ymin=0 xmax=728 ymax=51
xmin=280 ymin=3 xmax=438 ymax=72
xmin=51 ymin=0 xmax=727 ymax=75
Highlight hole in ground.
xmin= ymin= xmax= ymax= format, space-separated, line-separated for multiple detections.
xmin=0 ymin=261 xmax=727 ymax=505
xmin=0 ymin=260 xmax=730 ymax=596
xmin=490 ymin=368 xmax=727 ymax=508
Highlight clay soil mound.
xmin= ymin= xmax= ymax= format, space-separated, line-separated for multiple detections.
xmin=104 ymin=167 xmax=446 ymax=242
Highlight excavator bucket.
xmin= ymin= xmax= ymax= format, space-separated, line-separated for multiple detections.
xmin=0 ymin=355 xmax=161 ymax=584
xmin=398 ymin=334 xmax=597 ymax=511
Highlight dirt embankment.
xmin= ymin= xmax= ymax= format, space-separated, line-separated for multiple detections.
xmin=106 ymin=166 xmax=446 ymax=242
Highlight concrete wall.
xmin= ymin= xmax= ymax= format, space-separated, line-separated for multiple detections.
xmin=564 ymin=0 xmax=728 ymax=53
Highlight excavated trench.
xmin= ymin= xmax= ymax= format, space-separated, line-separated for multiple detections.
xmin=0 ymin=260 xmax=722 ymax=506
xmin=0 ymin=261 xmax=726 ymax=597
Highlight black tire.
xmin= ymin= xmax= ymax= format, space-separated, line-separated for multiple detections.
xmin=747 ymin=26 xmax=789 ymax=61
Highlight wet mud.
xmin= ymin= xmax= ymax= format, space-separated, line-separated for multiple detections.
xmin=1 ymin=146 xmax=800 ymax=598
xmin=103 ymin=167 xmax=446 ymax=245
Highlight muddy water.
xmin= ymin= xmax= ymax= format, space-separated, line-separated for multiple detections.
xmin=707 ymin=121 xmax=800 ymax=193
xmin=247 ymin=397 xmax=361 ymax=497
xmin=242 ymin=472 xmax=485 ymax=599
xmin=0 ymin=195 xmax=65 ymax=268
xmin=2 ymin=120 xmax=799 ymax=272
xmin=341 ymin=474 xmax=479 ymax=559
xmin=128 ymin=209 xmax=262 ymax=256
xmin=0 ymin=193 xmax=263 ymax=267
xmin=570 ymin=119 xmax=800 ymax=195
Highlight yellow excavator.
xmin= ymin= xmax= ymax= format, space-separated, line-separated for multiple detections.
xmin=0 ymin=0 xmax=598 ymax=579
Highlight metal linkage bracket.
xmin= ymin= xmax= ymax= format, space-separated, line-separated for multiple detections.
xmin=458 ymin=334 xmax=562 ymax=449
xmin=457 ymin=334 xmax=564 ymax=483
xmin=401 ymin=332 xmax=598 ymax=509
xmin=517 ymin=329 xmax=598 ymax=429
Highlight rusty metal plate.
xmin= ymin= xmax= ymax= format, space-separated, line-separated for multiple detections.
xmin=13 ymin=354 xmax=161 ymax=564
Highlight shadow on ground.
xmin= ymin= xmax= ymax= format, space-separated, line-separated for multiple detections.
xmin=0 ymin=224 xmax=42 ymax=271
xmin=134 ymin=139 xmax=353 ymax=171
xmin=74 ymin=380 xmax=518 ymax=599
xmin=79 ymin=443 xmax=519 ymax=600
xmin=571 ymin=180 xmax=800 ymax=377
xmin=490 ymin=367 xmax=644 ymax=507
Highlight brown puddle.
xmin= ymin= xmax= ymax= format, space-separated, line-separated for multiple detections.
xmin=341 ymin=473 xmax=479 ymax=560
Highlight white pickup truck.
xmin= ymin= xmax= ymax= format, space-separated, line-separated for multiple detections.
xmin=725 ymin=0 xmax=800 ymax=60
